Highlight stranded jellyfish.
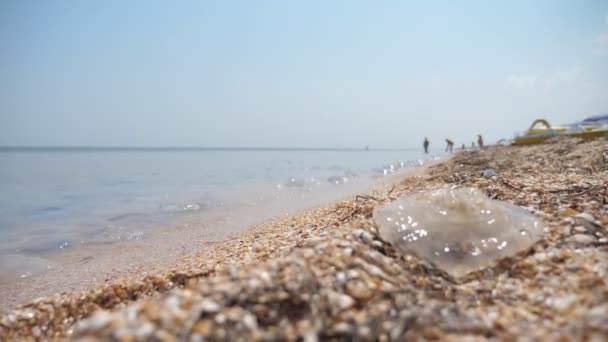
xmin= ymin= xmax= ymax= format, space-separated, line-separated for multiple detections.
xmin=373 ymin=187 xmax=543 ymax=279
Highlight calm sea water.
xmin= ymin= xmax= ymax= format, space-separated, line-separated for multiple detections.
xmin=0 ymin=148 xmax=439 ymax=282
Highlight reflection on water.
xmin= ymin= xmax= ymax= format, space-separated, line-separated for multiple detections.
xmin=0 ymin=148 xmax=441 ymax=282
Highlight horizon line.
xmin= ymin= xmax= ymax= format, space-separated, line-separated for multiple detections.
xmin=0 ymin=145 xmax=424 ymax=152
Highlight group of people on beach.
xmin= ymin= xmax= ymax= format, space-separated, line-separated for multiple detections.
xmin=423 ymin=135 xmax=483 ymax=154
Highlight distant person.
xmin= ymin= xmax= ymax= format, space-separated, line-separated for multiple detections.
xmin=423 ymin=137 xmax=429 ymax=154
xmin=471 ymin=142 xmax=475 ymax=149
xmin=477 ymin=134 xmax=484 ymax=148
xmin=461 ymin=143 xmax=466 ymax=150
xmin=445 ymin=139 xmax=454 ymax=153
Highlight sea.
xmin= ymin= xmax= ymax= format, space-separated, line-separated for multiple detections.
xmin=0 ymin=147 xmax=440 ymax=290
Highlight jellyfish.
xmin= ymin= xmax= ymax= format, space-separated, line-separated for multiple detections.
xmin=373 ymin=187 xmax=543 ymax=279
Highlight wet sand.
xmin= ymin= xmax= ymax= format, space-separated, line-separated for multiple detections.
xmin=2 ymin=137 xmax=607 ymax=340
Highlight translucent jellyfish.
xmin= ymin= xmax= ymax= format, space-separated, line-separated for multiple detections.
xmin=373 ymin=187 xmax=543 ymax=279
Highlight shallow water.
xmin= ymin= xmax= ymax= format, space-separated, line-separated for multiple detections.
xmin=0 ymin=148 xmax=440 ymax=284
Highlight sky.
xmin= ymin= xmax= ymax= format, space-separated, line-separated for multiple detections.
xmin=1 ymin=1 xmax=607 ymax=148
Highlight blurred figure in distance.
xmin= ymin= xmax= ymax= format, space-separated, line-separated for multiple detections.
xmin=445 ymin=139 xmax=454 ymax=153
xmin=477 ymin=134 xmax=484 ymax=148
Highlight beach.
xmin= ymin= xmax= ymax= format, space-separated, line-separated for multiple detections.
xmin=1 ymin=137 xmax=607 ymax=340
xmin=0 ymin=148 xmax=430 ymax=310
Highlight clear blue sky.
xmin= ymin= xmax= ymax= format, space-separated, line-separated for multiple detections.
xmin=1 ymin=1 xmax=607 ymax=148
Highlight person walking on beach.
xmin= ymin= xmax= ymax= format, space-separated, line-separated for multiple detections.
xmin=445 ymin=139 xmax=454 ymax=153
xmin=423 ymin=137 xmax=429 ymax=154
xmin=477 ymin=134 xmax=484 ymax=148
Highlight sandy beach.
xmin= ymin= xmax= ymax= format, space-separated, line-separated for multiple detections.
xmin=1 ymin=137 xmax=607 ymax=340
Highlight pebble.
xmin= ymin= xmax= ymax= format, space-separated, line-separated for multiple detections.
xmin=199 ymin=299 xmax=220 ymax=313
xmin=482 ymin=169 xmax=500 ymax=178
xmin=586 ymin=303 xmax=608 ymax=328
xmin=546 ymin=294 xmax=578 ymax=311
xmin=573 ymin=226 xmax=587 ymax=233
xmin=335 ymin=272 xmax=347 ymax=286
xmin=326 ymin=291 xmax=355 ymax=312
xmin=565 ymin=234 xmax=596 ymax=246
xmin=573 ymin=213 xmax=604 ymax=233
xmin=345 ymin=281 xmax=374 ymax=300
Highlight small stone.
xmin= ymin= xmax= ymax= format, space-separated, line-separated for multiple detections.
xmin=215 ymin=313 xmax=226 ymax=324
xmin=565 ymin=234 xmax=596 ymax=245
xmin=586 ymin=303 xmax=608 ymax=328
xmin=303 ymin=332 xmax=319 ymax=342
xmin=482 ymin=169 xmax=500 ymax=178
xmin=241 ymin=313 xmax=258 ymax=330
xmin=560 ymin=208 xmax=579 ymax=217
xmin=358 ymin=326 xmax=371 ymax=337
xmin=588 ymin=303 xmax=608 ymax=317
xmin=192 ymin=320 xmax=214 ymax=335
xmin=534 ymin=252 xmax=547 ymax=262
xmin=575 ymin=212 xmax=596 ymax=222
xmin=341 ymin=247 xmax=354 ymax=256
xmin=335 ymin=272 xmax=348 ymax=286
xmin=355 ymin=229 xmax=376 ymax=245
xmin=573 ymin=213 xmax=604 ymax=233
xmin=346 ymin=270 xmax=360 ymax=279
xmin=134 ymin=322 xmax=155 ymax=339
xmin=345 ymin=281 xmax=374 ymax=301
xmin=545 ymin=294 xmax=577 ymax=311
xmin=372 ymin=240 xmax=384 ymax=248
xmin=573 ymin=226 xmax=587 ymax=233
xmin=199 ymin=299 xmax=220 ymax=313
xmin=332 ymin=322 xmax=353 ymax=334
xmin=326 ymin=291 xmax=355 ymax=312
xmin=79 ymin=311 xmax=113 ymax=331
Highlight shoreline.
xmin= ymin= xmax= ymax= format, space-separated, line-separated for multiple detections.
xmin=0 ymin=155 xmax=440 ymax=310
xmin=0 ymin=158 xmax=442 ymax=319
xmin=2 ymin=138 xmax=607 ymax=339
